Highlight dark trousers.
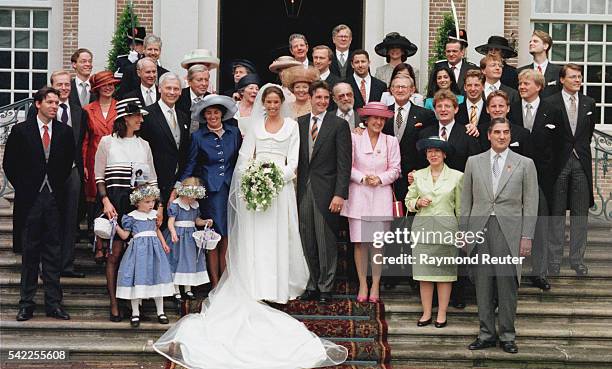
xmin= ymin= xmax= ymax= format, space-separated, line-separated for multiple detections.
xmin=61 ymin=167 xmax=80 ymax=273
xmin=299 ymin=185 xmax=337 ymax=293
xmin=19 ymin=188 xmax=63 ymax=311
xmin=549 ymin=156 xmax=590 ymax=266
xmin=529 ymin=188 xmax=550 ymax=277
xmin=473 ymin=216 xmax=518 ymax=342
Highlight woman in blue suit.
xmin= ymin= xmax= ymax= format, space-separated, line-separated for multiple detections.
xmin=174 ymin=95 xmax=241 ymax=287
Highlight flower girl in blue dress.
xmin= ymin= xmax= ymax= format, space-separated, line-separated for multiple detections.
xmin=165 ymin=177 xmax=212 ymax=303
xmin=115 ymin=185 xmax=174 ymax=327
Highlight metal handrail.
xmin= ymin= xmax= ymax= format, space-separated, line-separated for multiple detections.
xmin=0 ymin=98 xmax=33 ymax=197
xmin=591 ymin=128 xmax=612 ymax=220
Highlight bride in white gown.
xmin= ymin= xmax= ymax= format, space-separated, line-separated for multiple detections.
xmin=153 ymin=84 xmax=348 ymax=369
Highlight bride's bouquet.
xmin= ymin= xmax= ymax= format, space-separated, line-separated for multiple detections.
xmin=240 ymin=160 xmax=284 ymax=211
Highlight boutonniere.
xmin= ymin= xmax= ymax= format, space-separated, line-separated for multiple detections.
xmin=506 ymin=165 xmax=512 ymax=172
xmin=545 ymin=124 xmax=556 ymax=129
xmin=586 ymin=111 xmax=593 ymax=116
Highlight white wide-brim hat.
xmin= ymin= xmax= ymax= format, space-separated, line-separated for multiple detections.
xmin=181 ymin=49 xmax=220 ymax=70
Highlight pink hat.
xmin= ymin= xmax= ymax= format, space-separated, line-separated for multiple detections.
xmin=357 ymin=102 xmax=394 ymax=119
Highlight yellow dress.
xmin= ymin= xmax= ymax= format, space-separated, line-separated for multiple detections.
xmin=405 ymin=164 xmax=463 ymax=282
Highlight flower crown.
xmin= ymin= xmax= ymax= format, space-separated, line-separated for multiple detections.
xmin=129 ymin=185 xmax=161 ymax=205
xmin=176 ymin=184 xmax=207 ymax=199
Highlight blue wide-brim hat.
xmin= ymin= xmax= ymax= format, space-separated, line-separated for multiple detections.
xmin=416 ymin=136 xmax=453 ymax=155
xmin=235 ymin=74 xmax=262 ymax=90
xmin=191 ymin=94 xmax=238 ymax=123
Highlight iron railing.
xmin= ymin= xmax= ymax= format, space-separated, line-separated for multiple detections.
xmin=591 ymin=129 xmax=612 ymax=221
xmin=0 ymin=98 xmax=33 ymax=197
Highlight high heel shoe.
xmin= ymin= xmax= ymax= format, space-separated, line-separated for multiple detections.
xmin=417 ymin=318 xmax=432 ymax=327
xmin=368 ymin=296 xmax=380 ymax=303
xmin=356 ymin=295 xmax=368 ymax=303
xmin=434 ymin=320 xmax=447 ymax=328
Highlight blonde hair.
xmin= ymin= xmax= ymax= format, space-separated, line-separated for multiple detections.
xmin=518 ymin=69 xmax=545 ymax=89
xmin=181 ymin=177 xmax=202 ymax=187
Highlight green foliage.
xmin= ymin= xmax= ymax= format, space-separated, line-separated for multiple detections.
xmin=106 ymin=3 xmax=140 ymax=72
xmin=428 ymin=13 xmax=456 ymax=69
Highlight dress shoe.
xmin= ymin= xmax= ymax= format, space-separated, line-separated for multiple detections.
xmin=185 ymin=291 xmax=196 ymax=300
xmin=109 ymin=313 xmax=122 ymax=322
xmin=500 ymin=340 xmax=519 ymax=354
xmin=46 ymin=307 xmax=70 ymax=320
xmin=60 ymin=271 xmax=86 ymax=278
xmin=157 ymin=314 xmax=169 ymax=324
xmin=297 ymin=290 xmax=319 ymax=301
xmin=174 ymin=293 xmax=184 ymax=304
xmin=468 ymin=338 xmax=496 ymax=350
xmin=16 ymin=308 xmax=34 ymax=321
xmin=130 ymin=316 xmax=140 ymax=328
xmin=416 ymin=318 xmax=432 ymax=327
xmin=318 ymin=292 xmax=332 ymax=304
xmin=571 ymin=264 xmax=588 ymax=276
xmin=451 ymin=300 xmax=466 ymax=309
xmin=434 ymin=320 xmax=447 ymax=328
xmin=548 ymin=263 xmax=560 ymax=276
xmin=530 ymin=276 xmax=551 ymax=291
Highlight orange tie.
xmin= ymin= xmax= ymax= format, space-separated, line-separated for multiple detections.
xmin=42 ymin=125 xmax=50 ymax=150
xmin=360 ymin=79 xmax=367 ymax=102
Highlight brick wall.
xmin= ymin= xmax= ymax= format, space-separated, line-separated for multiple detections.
xmin=428 ymin=0 xmax=467 ymax=60
xmin=116 ymin=0 xmax=154 ymax=38
xmin=62 ymin=0 xmax=79 ymax=71
xmin=504 ymin=0 xmax=520 ymax=67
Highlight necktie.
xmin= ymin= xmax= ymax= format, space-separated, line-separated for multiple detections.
xmin=168 ymin=109 xmax=177 ymax=129
xmin=569 ymin=94 xmax=577 ymax=135
xmin=311 ymin=116 xmax=319 ymax=141
xmin=339 ymin=53 xmax=346 ymax=66
xmin=525 ymin=103 xmax=534 ymax=132
xmin=395 ymin=106 xmax=403 ymax=129
xmin=193 ymin=96 xmax=202 ymax=105
xmin=360 ymin=79 xmax=367 ymax=102
xmin=59 ymin=103 xmax=69 ymax=125
xmin=492 ymin=154 xmax=501 ymax=178
xmin=79 ymin=82 xmax=89 ymax=107
xmin=537 ymin=65 xmax=543 ymax=74
xmin=440 ymin=126 xmax=447 ymax=141
xmin=469 ymin=105 xmax=478 ymax=125
xmin=489 ymin=84 xmax=497 ymax=93
xmin=42 ymin=125 xmax=50 ymax=151
xmin=145 ymin=89 xmax=154 ymax=106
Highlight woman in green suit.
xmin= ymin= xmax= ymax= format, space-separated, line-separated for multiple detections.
xmin=405 ymin=137 xmax=463 ymax=328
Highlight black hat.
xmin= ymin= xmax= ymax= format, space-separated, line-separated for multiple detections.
xmin=375 ymin=32 xmax=418 ymax=58
xmin=126 ymin=27 xmax=146 ymax=44
xmin=231 ymin=59 xmax=257 ymax=74
xmin=447 ymin=28 xmax=468 ymax=47
xmin=416 ymin=136 xmax=453 ymax=155
xmin=235 ymin=74 xmax=262 ymax=90
xmin=475 ymin=36 xmax=517 ymax=59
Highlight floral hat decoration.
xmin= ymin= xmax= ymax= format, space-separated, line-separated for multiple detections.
xmin=129 ymin=184 xmax=161 ymax=205
xmin=176 ymin=183 xmax=207 ymax=199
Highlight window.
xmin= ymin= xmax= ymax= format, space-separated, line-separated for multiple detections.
xmin=0 ymin=8 xmax=49 ymax=107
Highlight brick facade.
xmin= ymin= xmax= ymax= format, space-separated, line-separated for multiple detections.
xmin=62 ymin=0 xmax=79 ymax=71
xmin=503 ymin=0 xmax=520 ymax=67
xmin=116 ymin=0 xmax=154 ymax=38
xmin=428 ymin=0 xmax=467 ymax=61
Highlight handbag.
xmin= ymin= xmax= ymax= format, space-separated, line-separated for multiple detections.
xmin=385 ymin=135 xmax=404 ymax=217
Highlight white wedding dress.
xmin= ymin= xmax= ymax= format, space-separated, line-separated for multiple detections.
xmin=153 ymin=84 xmax=348 ymax=369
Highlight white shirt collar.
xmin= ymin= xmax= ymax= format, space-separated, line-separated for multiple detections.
xmin=490 ymin=147 xmax=510 ymax=162
xmin=320 ymin=69 xmax=330 ymax=80
xmin=534 ymin=59 xmax=549 ymax=71
xmin=449 ymin=60 xmax=462 ymax=70
xmin=75 ymin=75 xmax=90 ymax=87
xmin=439 ymin=120 xmax=455 ymax=135
xmin=522 ymin=97 xmax=540 ymax=112
xmin=467 ymin=98 xmax=483 ymax=113
xmin=562 ymin=89 xmax=578 ymax=102
xmin=173 ymin=197 xmax=199 ymax=211
xmin=311 ymin=110 xmax=326 ymax=125
xmin=337 ymin=108 xmax=353 ymax=119
xmin=37 ymin=116 xmax=52 ymax=136
xmin=158 ymin=99 xmax=174 ymax=114
xmin=485 ymin=81 xmax=501 ymax=91
xmin=395 ymin=100 xmax=411 ymax=113
xmin=336 ymin=49 xmax=348 ymax=60
xmin=190 ymin=88 xmax=202 ymax=102
xmin=301 ymin=59 xmax=309 ymax=68
xmin=127 ymin=209 xmax=158 ymax=220
xmin=353 ymin=73 xmax=371 ymax=85
xmin=141 ymin=84 xmax=156 ymax=97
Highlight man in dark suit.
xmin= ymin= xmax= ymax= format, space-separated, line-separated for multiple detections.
xmin=122 ymin=57 xmax=161 ymax=107
xmin=296 ymin=80 xmax=351 ymax=304
xmin=427 ymin=29 xmax=478 ymax=98
xmin=140 ymin=72 xmax=191 ymax=225
xmin=331 ymin=82 xmax=361 ymax=130
xmin=114 ymin=26 xmax=146 ymax=79
xmin=456 ymin=69 xmax=491 ymax=129
xmin=175 ymin=64 xmax=211 ymax=132
xmin=517 ymin=30 xmax=562 ymax=98
xmin=4 ymin=87 xmax=75 ymax=321
xmin=508 ymin=69 xmax=561 ymax=290
xmin=330 ymin=24 xmax=353 ymax=80
xmin=475 ymin=36 xmax=519 ymax=90
xmin=481 ymin=55 xmax=519 ymax=106
xmin=312 ymin=45 xmax=342 ymax=111
xmin=347 ymin=50 xmax=386 ymax=109
xmin=546 ymin=64 xmax=597 ymax=277
xmin=68 ymin=48 xmax=97 ymax=108
xmin=289 ymin=33 xmax=312 ymax=68
xmin=117 ymin=34 xmax=169 ymax=99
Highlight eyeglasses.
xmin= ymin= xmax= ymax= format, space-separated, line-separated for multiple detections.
xmin=335 ymin=92 xmax=354 ymax=99
xmin=391 ymin=85 xmax=411 ymax=90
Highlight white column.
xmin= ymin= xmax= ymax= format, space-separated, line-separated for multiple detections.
xmin=364 ymin=0 xmax=384 ymax=68
xmin=77 ymin=0 xmax=115 ymax=72
xmin=157 ymin=0 xmax=199 ymax=78
xmin=517 ymin=0 xmax=533 ymax=66
xmin=198 ymin=0 xmax=218 ymax=91
xmin=48 ymin=0 xmax=63 ymax=74
xmin=466 ymin=0 xmax=505 ymax=64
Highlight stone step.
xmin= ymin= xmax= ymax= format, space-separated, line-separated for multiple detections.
xmin=389 ymin=342 xmax=612 ymax=368
xmin=384 ymin=298 xmax=612 ymax=319
xmin=0 ymin=252 xmax=105 ymax=273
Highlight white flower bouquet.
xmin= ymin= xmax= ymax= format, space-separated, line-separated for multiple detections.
xmin=239 ymin=160 xmax=284 ymax=211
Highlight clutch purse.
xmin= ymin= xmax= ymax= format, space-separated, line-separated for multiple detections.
xmin=392 ymin=191 xmax=404 ymax=217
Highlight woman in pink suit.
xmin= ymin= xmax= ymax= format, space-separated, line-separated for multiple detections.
xmin=341 ymin=102 xmax=401 ymax=303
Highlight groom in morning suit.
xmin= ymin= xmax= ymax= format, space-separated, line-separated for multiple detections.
xmin=297 ymin=80 xmax=351 ymax=303
xmin=461 ymin=118 xmax=538 ymax=354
